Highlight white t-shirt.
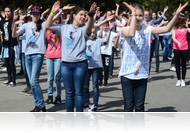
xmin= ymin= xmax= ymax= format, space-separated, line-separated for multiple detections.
xmin=97 ymin=30 xmax=117 ymax=55
xmin=86 ymin=38 xmax=104 ymax=69
xmin=116 ymin=18 xmax=126 ymax=32
xmin=19 ymin=21 xmax=46 ymax=55
xmin=54 ymin=24 xmax=88 ymax=62
xmin=119 ymin=25 xmax=152 ymax=79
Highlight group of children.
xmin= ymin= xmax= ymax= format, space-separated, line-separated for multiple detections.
xmin=0 ymin=1 xmax=189 ymax=112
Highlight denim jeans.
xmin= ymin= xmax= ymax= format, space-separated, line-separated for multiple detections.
xmin=22 ymin=53 xmax=30 ymax=87
xmin=150 ymin=38 xmax=160 ymax=72
xmin=61 ymin=60 xmax=88 ymax=112
xmin=25 ymin=54 xmax=45 ymax=108
xmin=84 ymin=68 xmax=101 ymax=107
xmin=121 ymin=76 xmax=147 ymax=112
xmin=163 ymin=35 xmax=172 ymax=59
xmin=109 ymin=47 xmax=115 ymax=76
xmin=46 ymin=58 xmax=62 ymax=98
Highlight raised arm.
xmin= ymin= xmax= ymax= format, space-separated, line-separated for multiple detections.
xmin=152 ymin=2 xmax=188 ymax=35
xmin=121 ymin=2 xmax=136 ymax=38
xmin=86 ymin=2 xmax=97 ymax=35
xmin=115 ymin=3 xmax=122 ymax=21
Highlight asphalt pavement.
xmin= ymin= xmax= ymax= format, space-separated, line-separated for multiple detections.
xmin=1 ymin=51 xmax=190 ymax=112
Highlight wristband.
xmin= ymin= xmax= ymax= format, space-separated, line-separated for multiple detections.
xmin=88 ymin=12 xmax=95 ymax=17
xmin=50 ymin=11 xmax=56 ymax=16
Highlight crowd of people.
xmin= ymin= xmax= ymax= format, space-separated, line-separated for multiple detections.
xmin=0 ymin=1 xmax=189 ymax=112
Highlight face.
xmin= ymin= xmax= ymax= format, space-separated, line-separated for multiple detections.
xmin=53 ymin=18 xmax=60 ymax=24
xmin=90 ymin=28 xmax=96 ymax=39
xmin=152 ymin=12 xmax=157 ymax=20
xmin=31 ymin=12 xmax=40 ymax=22
xmin=102 ymin=23 xmax=109 ymax=31
xmin=144 ymin=11 xmax=150 ymax=21
xmin=106 ymin=11 xmax=112 ymax=17
xmin=4 ymin=7 xmax=12 ymax=19
xmin=135 ymin=9 xmax=144 ymax=25
xmin=73 ymin=10 xmax=86 ymax=26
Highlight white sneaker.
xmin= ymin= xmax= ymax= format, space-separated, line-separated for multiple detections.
xmin=169 ymin=67 xmax=176 ymax=72
xmin=176 ymin=80 xmax=181 ymax=87
xmin=181 ymin=80 xmax=186 ymax=87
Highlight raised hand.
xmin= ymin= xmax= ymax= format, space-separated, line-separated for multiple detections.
xmin=163 ymin=6 xmax=168 ymax=13
xmin=51 ymin=1 xmax=61 ymax=12
xmin=175 ymin=2 xmax=188 ymax=16
xmin=62 ymin=4 xmax=75 ymax=10
xmin=123 ymin=2 xmax=136 ymax=15
xmin=89 ymin=2 xmax=97 ymax=13
xmin=13 ymin=8 xmax=20 ymax=20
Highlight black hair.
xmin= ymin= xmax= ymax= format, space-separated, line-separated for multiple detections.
xmin=70 ymin=7 xmax=86 ymax=23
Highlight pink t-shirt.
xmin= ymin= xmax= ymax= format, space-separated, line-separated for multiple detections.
xmin=173 ymin=28 xmax=188 ymax=50
xmin=46 ymin=30 xmax=62 ymax=58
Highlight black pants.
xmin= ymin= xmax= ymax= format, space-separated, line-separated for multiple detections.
xmin=99 ymin=54 xmax=110 ymax=83
xmin=174 ymin=50 xmax=188 ymax=80
xmin=4 ymin=46 xmax=16 ymax=84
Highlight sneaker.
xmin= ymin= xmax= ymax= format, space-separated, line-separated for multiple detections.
xmin=181 ymin=80 xmax=186 ymax=87
xmin=30 ymin=106 xmax=47 ymax=112
xmin=84 ymin=104 xmax=89 ymax=108
xmin=53 ymin=97 xmax=61 ymax=104
xmin=7 ymin=82 xmax=16 ymax=87
xmin=176 ymin=80 xmax=181 ymax=87
xmin=45 ymin=96 xmax=53 ymax=104
xmin=88 ymin=104 xmax=98 ymax=112
xmin=98 ymin=80 xmax=103 ymax=86
xmin=0 ymin=67 xmax=6 ymax=71
xmin=16 ymin=71 xmax=24 ymax=76
xmin=169 ymin=67 xmax=176 ymax=72
xmin=20 ymin=87 xmax=30 ymax=95
xmin=103 ymin=81 xmax=108 ymax=87
xmin=25 ymin=89 xmax=32 ymax=96
xmin=2 ymin=81 xmax=10 ymax=86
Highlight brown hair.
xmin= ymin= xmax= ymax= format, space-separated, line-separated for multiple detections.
xmin=174 ymin=14 xmax=187 ymax=28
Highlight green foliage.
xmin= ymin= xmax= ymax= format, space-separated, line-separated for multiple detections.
xmin=0 ymin=0 xmax=190 ymax=15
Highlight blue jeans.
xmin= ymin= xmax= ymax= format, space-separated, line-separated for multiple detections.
xmin=22 ymin=53 xmax=30 ymax=87
xmin=25 ymin=54 xmax=45 ymax=108
xmin=46 ymin=58 xmax=62 ymax=98
xmin=84 ymin=68 xmax=101 ymax=107
xmin=150 ymin=38 xmax=160 ymax=72
xmin=121 ymin=76 xmax=147 ymax=112
xmin=163 ymin=35 xmax=172 ymax=59
xmin=109 ymin=47 xmax=115 ymax=76
xmin=61 ymin=60 xmax=88 ymax=112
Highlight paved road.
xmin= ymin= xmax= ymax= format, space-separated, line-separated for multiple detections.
xmin=1 ymin=52 xmax=190 ymax=112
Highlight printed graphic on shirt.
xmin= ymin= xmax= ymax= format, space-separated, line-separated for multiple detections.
xmin=3 ymin=22 xmax=9 ymax=41
xmin=86 ymin=45 xmax=94 ymax=61
xmin=28 ymin=28 xmax=39 ymax=45
xmin=66 ymin=31 xmax=75 ymax=49
xmin=121 ymin=32 xmax=150 ymax=76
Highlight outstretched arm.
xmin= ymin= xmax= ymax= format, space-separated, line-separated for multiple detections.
xmin=152 ymin=2 xmax=188 ymax=34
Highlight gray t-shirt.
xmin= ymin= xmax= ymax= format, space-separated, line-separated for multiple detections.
xmin=19 ymin=21 xmax=46 ymax=55
xmin=54 ymin=24 xmax=88 ymax=62
xmin=86 ymin=38 xmax=104 ymax=69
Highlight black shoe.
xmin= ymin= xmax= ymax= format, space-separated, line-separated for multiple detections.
xmin=98 ymin=81 xmax=103 ymax=86
xmin=104 ymin=81 xmax=108 ymax=87
xmin=53 ymin=97 xmax=61 ymax=104
xmin=16 ymin=71 xmax=24 ymax=76
xmin=30 ymin=106 xmax=47 ymax=112
xmin=45 ymin=96 xmax=53 ymax=104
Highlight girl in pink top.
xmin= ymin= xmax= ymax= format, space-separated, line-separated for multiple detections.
xmin=45 ymin=17 xmax=62 ymax=104
xmin=172 ymin=14 xmax=190 ymax=87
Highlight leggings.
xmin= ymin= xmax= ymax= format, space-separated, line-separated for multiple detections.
xmin=4 ymin=47 xmax=16 ymax=84
xmin=173 ymin=50 xmax=188 ymax=80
